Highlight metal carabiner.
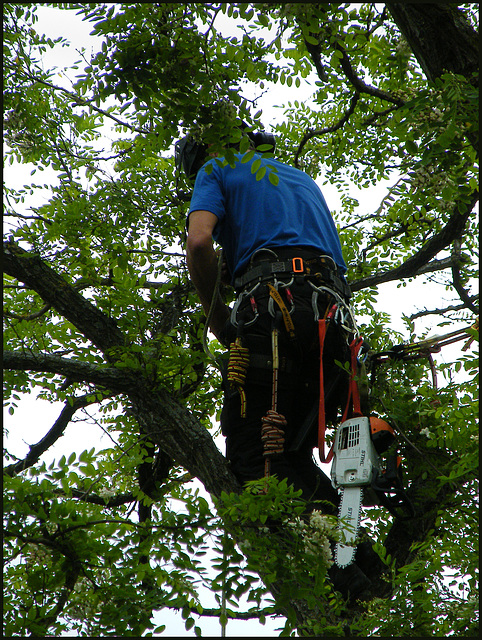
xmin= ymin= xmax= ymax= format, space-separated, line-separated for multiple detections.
xmin=267 ymin=277 xmax=279 ymax=318
xmin=311 ymin=288 xmax=321 ymax=322
xmin=231 ymin=282 xmax=260 ymax=328
xmin=278 ymin=279 xmax=295 ymax=315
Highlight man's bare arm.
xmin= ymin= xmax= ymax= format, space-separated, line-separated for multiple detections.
xmin=186 ymin=210 xmax=230 ymax=341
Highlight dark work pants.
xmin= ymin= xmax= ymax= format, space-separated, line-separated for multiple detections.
xmin=221 ymin=275 xmax=349 ymax=515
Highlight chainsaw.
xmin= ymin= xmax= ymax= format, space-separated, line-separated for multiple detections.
xmin=330 ymin=415 xmax=413 ymax=567
xmin=330 ymin=416 xmax=380 ymax=567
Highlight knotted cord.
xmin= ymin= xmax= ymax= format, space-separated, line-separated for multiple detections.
xmin=261 ymin=410 xmax=286 ymax=457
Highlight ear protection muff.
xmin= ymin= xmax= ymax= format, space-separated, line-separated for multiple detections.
xmin=247 ymin=130 xmax=276 ymax=151
xmin=174 ymin=136 xmax=208 ymax=183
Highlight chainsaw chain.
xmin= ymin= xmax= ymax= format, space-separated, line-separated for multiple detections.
xmin=334 ymin=487 xmax=364 ymax=568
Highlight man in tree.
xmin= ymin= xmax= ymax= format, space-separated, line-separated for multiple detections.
xmin=182 ymin=125 xmax=378 ymax=598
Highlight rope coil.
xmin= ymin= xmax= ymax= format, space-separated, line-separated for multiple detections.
xmin=261 ymin=410 xmax=286 ymax=457
xmin=227 ymin=337 xmax=250 ymax=417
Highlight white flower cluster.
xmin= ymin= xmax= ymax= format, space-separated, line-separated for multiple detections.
xmin=238 ymin=539 xmax=251 ymax=553
xmin=420 ymin=427 xmax=431 ymax=438
xmin=305 ymin=510 xmax=337 ymax=568
xmin=284 ymin=510 xmax=337 ymax=568
xmin=98 ymin=487 xmax=115 ymax=499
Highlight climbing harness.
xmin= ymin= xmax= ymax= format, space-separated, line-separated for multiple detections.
xmin=227 ymin=249 xmax=354 ymax=483
xmin=234 ymin=252 xmax=351 ymax=300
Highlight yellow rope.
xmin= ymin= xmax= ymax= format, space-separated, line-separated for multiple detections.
xmin=227 ymin=337 xmax=250 ymax=417
xmin=267 ymin=283 xmax=295 ymax=339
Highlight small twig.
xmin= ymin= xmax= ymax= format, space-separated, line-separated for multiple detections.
xmin=294 ymin=92 xmax=360 ymax=167
xmin=4 ymin=302 xmax=52 ymax=321
xmin=410 ymin=298 xmax=478 ymax=321
xmin=4 ymin=394 xmax=100 ymax=477
xmin=378 ymin=397 xmax=445 ymax=477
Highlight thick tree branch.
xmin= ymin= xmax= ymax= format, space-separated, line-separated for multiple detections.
xmin=451 ymin=239 xmax=479 ymax=314
xmin=336 ymin=42 xmax=405 ymax=106
xmin=350 ymin=192 xmax=478 ymax=291
xmin=4 ymin=395 xmax=96 ymax=477
xmin=3 ymin=241 xmax=125 ymax=357
xmin=4 ymin=344 xmax=241 ymax=508
xmin=3 ymin=350 xmax=136 ymax=391
xmin=302 ymin=36 xmax=328 ymax=82
xmin=387 ymin=3 xmax=479 ymax=152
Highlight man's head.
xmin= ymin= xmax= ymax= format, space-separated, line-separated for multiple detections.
xmin=175 ymin=127 xmax=276 ymax=183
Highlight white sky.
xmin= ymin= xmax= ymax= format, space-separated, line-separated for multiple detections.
xmin=4 ymin=5 xmax=477 ymax=638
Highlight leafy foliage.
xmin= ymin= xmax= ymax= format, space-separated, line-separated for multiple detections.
xmin=3 ymin=3 xmax=478 ymax=636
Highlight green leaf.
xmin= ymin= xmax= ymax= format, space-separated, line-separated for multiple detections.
xmin=405 ymin=140 xmax=418 ymax=154
xmin=251 ymin=158 xmax=262 ymax=174
xmin=185 ymin=617 xmax=195 ymax=631
xmin=239 ymin=136 xmax=250 ymax=154
xmin=255 ymin=166 xmax=267 ymax=181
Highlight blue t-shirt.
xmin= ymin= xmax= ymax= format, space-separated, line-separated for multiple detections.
xmin=188 ymin=152 xmax=347 ymax=283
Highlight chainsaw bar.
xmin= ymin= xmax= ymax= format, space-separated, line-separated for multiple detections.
xmin=335 ymin=486 xmax=363 ymax=567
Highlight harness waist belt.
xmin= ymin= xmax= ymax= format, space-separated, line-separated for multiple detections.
xmin=234 ymin=257 xmax=351 ymax=299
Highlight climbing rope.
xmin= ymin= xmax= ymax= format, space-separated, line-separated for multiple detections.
xmin=262 ymin=316 xmax=287 ymax=483
xmin=202 ymin=249 xmax=225 ymax=370
xmin=261 ymin=410 xmax=286 ymax=458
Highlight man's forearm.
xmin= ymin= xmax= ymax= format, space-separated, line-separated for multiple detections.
xmin=186 ymin=241 xmax=230 ymax=341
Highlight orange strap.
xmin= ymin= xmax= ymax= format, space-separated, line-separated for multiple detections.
xmin=317 ymin=305 xmax=338 ymax=463
xmin=341 ymin=336 xmax=364 ymax=423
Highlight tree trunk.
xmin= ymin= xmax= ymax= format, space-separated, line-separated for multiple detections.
xmin=387 ymin=3 xmax=479 ymax=83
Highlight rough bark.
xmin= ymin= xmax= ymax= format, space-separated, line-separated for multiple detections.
xmin=3 ymin=240 xmax=125 ymax=357
xmin=387 ymin=3 xmax=479 ymax=84
xmin=3 ymin=350 xmax=135 ymax=391
xmin=387 ymin=3 xmax=478 ymax=152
